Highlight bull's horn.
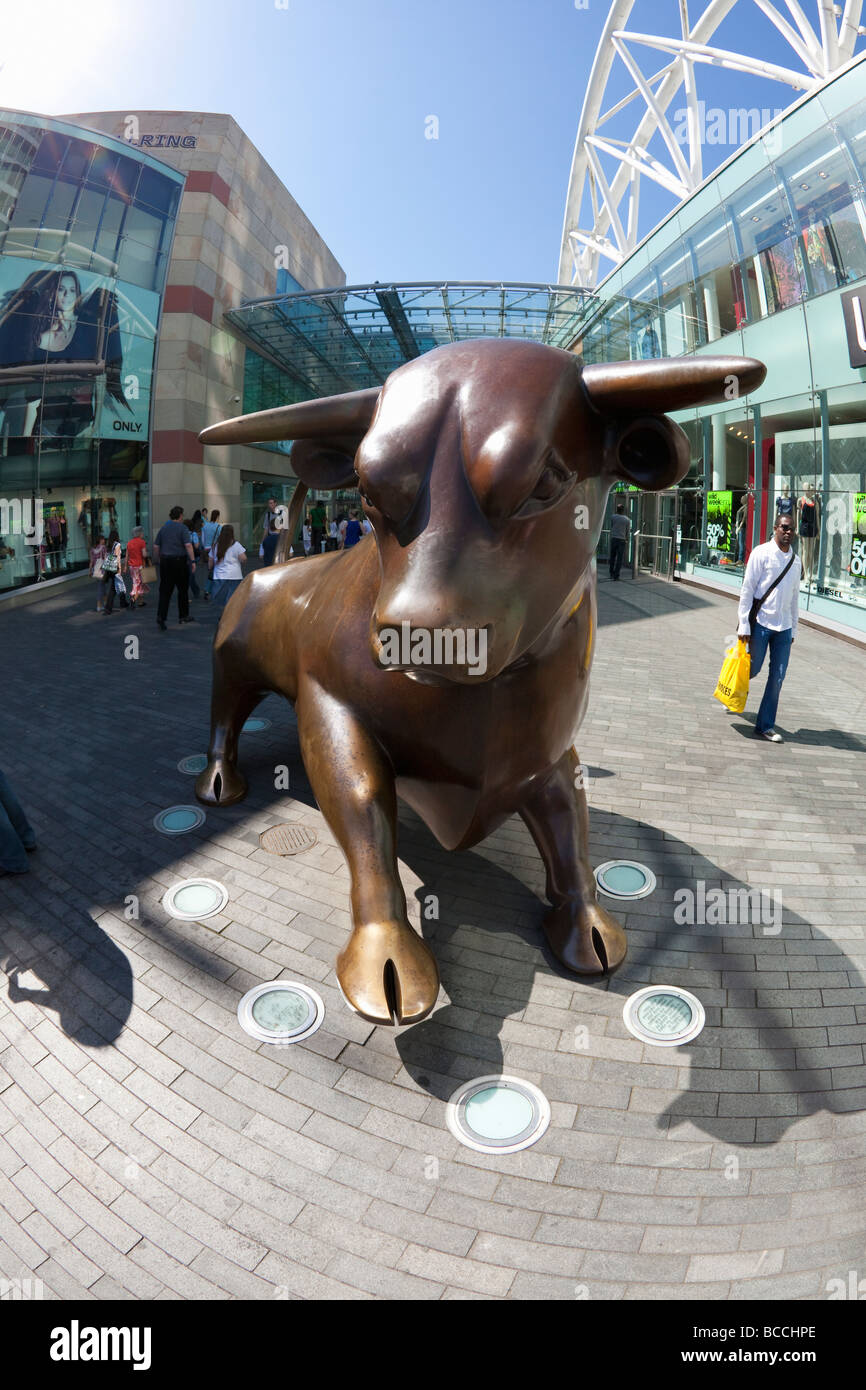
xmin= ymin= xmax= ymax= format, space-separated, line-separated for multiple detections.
xmin=581 ymin=356 xmax=766 ymax=414
xmin=198 ymin=386 xmax=380 ymax=445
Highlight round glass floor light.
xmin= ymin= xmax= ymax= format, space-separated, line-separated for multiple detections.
xmin=153 ymin=805 xmax=206 ymax=835
xmin=237 ymin=981 xmax=325 ymax=1046
xmin=594 ymin=859 xmax=656 ymax=900
xmin=243 ymin=717 xmax=271 ymax=733
xmin=178 ymin=754 xmax=208 ymax=776
xmin=446 ymin=1075 xmax=551 ymax=1154
xmin=163 ymin=878 xmax=228 ymax=922
xmin=622 ymin=985 xmax=706 ymax=1047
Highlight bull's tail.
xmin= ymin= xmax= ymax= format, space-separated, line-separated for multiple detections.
xmin=274 ymin=482 xmax=309 ymax=564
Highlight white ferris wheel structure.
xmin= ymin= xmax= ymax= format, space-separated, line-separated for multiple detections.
xmin=558 ymin=0 xmax=866 ymax=288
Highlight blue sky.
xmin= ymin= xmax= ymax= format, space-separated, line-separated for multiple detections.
xmin=4 ymin=0 xmax=862 ymax=286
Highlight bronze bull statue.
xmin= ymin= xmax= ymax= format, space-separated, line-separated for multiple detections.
xmin=195 ymin=339 xmax=765 ymax=1025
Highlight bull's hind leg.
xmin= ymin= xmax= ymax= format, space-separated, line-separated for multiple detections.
xmin=519 ymin=748 xmax=627 ymax=976
xmin=296 ymin=679 xmax=439 ymax=1025
xmin=195 ymin=648 xmax=264 ymax=806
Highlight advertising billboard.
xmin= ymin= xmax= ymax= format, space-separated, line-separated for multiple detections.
xmin=0 ymin=257 xmax=158 ymax=444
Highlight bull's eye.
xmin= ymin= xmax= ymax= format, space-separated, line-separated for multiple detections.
xmin=512 ymin=454 xmax=573 ymax=519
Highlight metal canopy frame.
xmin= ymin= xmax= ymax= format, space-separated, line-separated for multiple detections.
xmin=558 ymin=0 xmax=866 ymax=288
xmin=226 ymin=281 xmax=598 ymax=396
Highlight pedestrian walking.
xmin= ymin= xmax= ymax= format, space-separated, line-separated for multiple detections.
xmin=0 ymin=765 xmax=36 ymax=875
xmin=737 ymin=513 xmax=801 ymax=742
xmin=210 ymin=525 xmax=247 ymax=609
xmin=125 ymin=525 xmax=149 ymax=608
xmin=200 ymin=509 xmax=221 ymax=598
xmin=343 ymin=510 xmax=363 ymax=548
xmin=186 ymin=510 xmax=203 ymax=598
xmin=261 ymin=497 xmax=280 ymax=566
xmin=153 ymin=506 xmax=195 ymax=630
xmin=609 ymin=503 xmax=630 ymax=580
xmin=302 ymin=514 xmax=312 ymax=556
xmin=101 ymin=530 xmax=127 ymax=614
xmin=309 ymin=498 xmax=326 ymax=554
xmin=90 ymin=535 xmax=107 ymax=612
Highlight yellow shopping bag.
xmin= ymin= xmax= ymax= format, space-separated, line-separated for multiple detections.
xmin=713 ymin=636 xmax=750 ymax=712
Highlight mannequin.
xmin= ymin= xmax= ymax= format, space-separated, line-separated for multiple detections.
xmin=797 ymin=481 xmax=820 ymax=586
xmin=776 ymin=483 xmax=793 ymax=518
xmin=735 ymin=498 xmax=747 ymax=563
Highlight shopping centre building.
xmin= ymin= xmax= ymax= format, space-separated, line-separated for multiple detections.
xmin=0 ymin=108 xmax=344 ymax=594
xmin=565 ymin=53 xmax=866 ymax=640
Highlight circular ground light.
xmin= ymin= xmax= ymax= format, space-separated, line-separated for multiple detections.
xmin=446 ymin=1075 xmax=551 ymax=1155
xmin=260 ymin=823 xmax=318 ymax=856
xmin=243 ymin=717 xmax=271 ymax=733
xmin=177 ymin=754 xmax=208 ymax=776
xmin=622 ymin=985 xmax=706 ymax=1047
xmin=163 ymin=878 xmax=228 ymax=922
xmin=153 ymin=805 xmax=206 ymax=835
xmin=237 ymin=981 xmax=325 ymax=1046
xmin=594 ymin=859 xmax=657 ymax=900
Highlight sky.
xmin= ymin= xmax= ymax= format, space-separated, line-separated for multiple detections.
xmin=2 ymin=0 xmax=862 ymax=287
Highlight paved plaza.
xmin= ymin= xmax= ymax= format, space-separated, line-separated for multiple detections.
xmin=1 ymin=566 xmax=865 ymax=1301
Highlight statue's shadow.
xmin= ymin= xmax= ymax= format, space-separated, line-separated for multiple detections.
xmin=266 ymin=729 xmax=865 ymax=1146
xmin=398 ymin=813 xmax=864 ymax=1145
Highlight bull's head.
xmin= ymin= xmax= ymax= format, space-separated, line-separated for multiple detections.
xmin=200 ymin=339 xmax=765 ymax=679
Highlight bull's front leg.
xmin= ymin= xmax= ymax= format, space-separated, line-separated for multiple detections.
xmin=519 ymin=748 xmax=627 ymax=975
xmin=296 ymin=679 xmax=440 ymax=1025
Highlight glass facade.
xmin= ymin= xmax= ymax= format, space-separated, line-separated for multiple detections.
xmin=0 ymin=111 xmax=182 ymax=593
xmin=580 ymin=60 xmax=866 ymax=634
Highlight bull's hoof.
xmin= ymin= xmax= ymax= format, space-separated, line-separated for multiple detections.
xmin=194 ymin=758 xmax=248 ymax=807
xmin=336 ymin=922 xmax=440 ymax=1025
xmin=543 ymin=898 xmax=627 ymax=976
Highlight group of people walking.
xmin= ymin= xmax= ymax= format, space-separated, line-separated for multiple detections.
xmin=90 ymin=505 xmax=247 ymax=629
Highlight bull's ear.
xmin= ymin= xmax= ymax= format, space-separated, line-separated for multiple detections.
xmin=289 ymin=435 xmax=359 ymax=490
xmin=198 ymin=386 xmax=380 ymax=447
xmin=605 ymin=415 xmax=690 ymax=491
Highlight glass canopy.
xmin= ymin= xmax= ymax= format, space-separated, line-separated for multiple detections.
xmin=228 ymin=281 xmax=598 ymax=402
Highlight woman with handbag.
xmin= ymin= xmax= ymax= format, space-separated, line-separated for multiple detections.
xmin=125 ymin=526 xmax=150 ymax=608
xmin=101 ymin=530 xmax=127 ymax=615
xmin=89 ymin=535 xmax=108 ymax=612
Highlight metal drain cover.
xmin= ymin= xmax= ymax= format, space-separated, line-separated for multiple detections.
xmin=260 ymin=823 xmax=318 ymax=856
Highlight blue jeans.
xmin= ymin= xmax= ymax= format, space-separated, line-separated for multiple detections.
xmin=0 ymin=766 xmax=36 ymax=873
xmin=212 ymin=578 xmax=242 ymax=609
xmin=609 ymin=537 xmax=626 ymax=579
xmin=262 ymin=532 xmax=279 ymax=566
xmin=749 ymin=623 xmax=793 ymax=734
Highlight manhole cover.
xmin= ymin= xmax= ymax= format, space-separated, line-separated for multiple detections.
xmin=594 ymin=859 xmax=656 ymax=899
xmin=446 ymin=1075 xmax=551 ymax=1154
xmin=622 ymin=986 xmax=706 ymax=1047
xmin=237 ymin=981 xmax=325 ymax=1045
xmin=260 ymin=823 xmax=318 ymax=856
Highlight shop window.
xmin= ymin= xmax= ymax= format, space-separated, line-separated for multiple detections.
xmin=135 ymin=166 xmax=179 ymax=216
xmin=8 ymin=173 xmax=54 ymax=230
xmin=689 ymin=210 xmax=740 ymax=339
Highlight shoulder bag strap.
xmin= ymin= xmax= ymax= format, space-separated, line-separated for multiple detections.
xmin=753 ymin=553 xmax=796 ymax=616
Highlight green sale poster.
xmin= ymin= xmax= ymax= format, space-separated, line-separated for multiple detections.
xmin=706 ymin=490 xmax=733 ymax=552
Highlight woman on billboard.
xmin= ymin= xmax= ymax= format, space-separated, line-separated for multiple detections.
xmin=0 ymin=266 xmax=133 ymax=438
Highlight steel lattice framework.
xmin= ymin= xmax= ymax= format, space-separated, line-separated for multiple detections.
xmin=558 ymin=0 xmax=865 ymax=287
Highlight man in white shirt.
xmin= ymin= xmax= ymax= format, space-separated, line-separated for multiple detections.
xmin=737 ymin=513 xmax=801 ymax=742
